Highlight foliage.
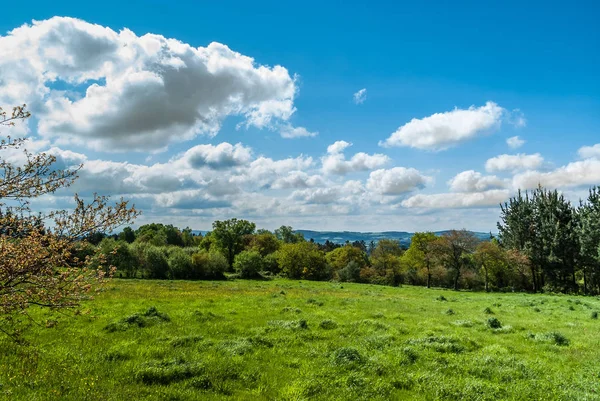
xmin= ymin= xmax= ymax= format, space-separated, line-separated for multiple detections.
xmin=276 ymin=241 xmax=330 ymax=280
xmin=212 ymin=218 xmax=256 ymax=268
xmin=233 ymin=250 xmax=264 ymax=279
xmin=0 ymin=105 xmax=138 ymax=339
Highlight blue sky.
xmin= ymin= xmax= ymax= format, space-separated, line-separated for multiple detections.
xmin=0 ymin=1 xmax=598 ymax=232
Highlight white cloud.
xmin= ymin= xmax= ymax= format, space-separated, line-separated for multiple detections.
xmin=380 ymin=101 xmax=505 ymax=151
xmin=327 ymin=140 xmax=352 ymax=154
xmin=578 ymin=144 xmax=600 ymax=159
xmin=321 ymin=141 xmax=389 ymax=175
xmin=366 ymin=167 xmax=430 ymax=195
xmin=506 ymin=136 xmax=525 ymax=149
xmin=485 ymin=153 xmax=544 ymax=172
xmin=0 ymin=17 xmax=299 ymax=151
xmin=512 ymin=159 xmax=600 ymax=190
xmin=279 ymin=124 xmax=318 ymax=139
xmin=447 ymin=170 xmax=506 ymax=192
xmin=353 ymin=88 xmax=367 ymax=104
xmin=271 ymin=171 xmax=326 ymax=189
xmin=402 ymin=190 xmax=510 ymax=208
xmin=180 ymin=142 xmax=252 ymax=169
xmin=508 ymin=109 xmax=526 ymax=128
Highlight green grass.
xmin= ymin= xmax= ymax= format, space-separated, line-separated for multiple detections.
xmin=1 ymin=279 xmax=600 ymax=400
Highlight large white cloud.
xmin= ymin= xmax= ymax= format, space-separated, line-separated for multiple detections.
xmin=0 ymin=17 xmax=305 ymax=151
xmin=402 ymin=190 xmax=510 ymax=208
xmin=366 ymin=167 xmax=430 ymax=195
xmin=512 ymin=159 xmax=600 ymax=190
xmin=578 ymin=144 xmax=600 ymax=160
xmin=485 ymin=153 xmax=544 ymax=172
xmin=180 ymin=142 xmax=252 ymax=169
xmin=380 ymin=101 xmax=505 ymax=151
xmin=447 ymin=170 xmax=506 ymax=192
xmin=322 ymin=141 xmax=389 ymax=175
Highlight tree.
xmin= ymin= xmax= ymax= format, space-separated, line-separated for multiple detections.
xmin=275 ymin=225 xmax=304 ymax=244
xmin=0 ymin=105 xmax=138 ymax=338
xmin=276 ymin=242 xmax=330 ymax=280
xmin=402 ymin=232 xmax=437 ymax=288
xmin=233 ymin=250 xmax=264 ymax=278
xmin=212 ymin=218 xmax=256 ymax=268
xmin=474 ymin=240 xmax=507 ymax=292
xmin=578 ymin=187 xmax=600 ymax=294
xmin=247 ymin=231 xmax=280 ymax=256
xmin=118 ymin=226 xmax=136 ymax=244
xmin=326 ymin=245 xmax=368 ymax=272
xmin=434 ymin=230 xmax=479 ymax=290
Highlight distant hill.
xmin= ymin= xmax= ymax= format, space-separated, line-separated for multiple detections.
xmin=296 ymin=230 xmax=492 ymax=247
xmin=192 ymin=229 xmax=492 ymax=247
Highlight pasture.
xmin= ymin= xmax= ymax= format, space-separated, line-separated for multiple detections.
xmin=1 ymin=279 xmax=599 ymax=400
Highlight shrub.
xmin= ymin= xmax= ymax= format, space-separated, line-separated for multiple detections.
xmin=233 ymin=250 xmax=264 ymax=279
xmin=97 ymin=238 xmax=136 ymax=277
xmin=331 ymin=347 xmax=364 ymax=367
xmin=168 ymin=247 xmax=193 ymax=279
xmin=319 ymin=319 xmax=338 ymax=330
xmin=486 ymin=317 xmax=502 ymax=329
xmin=338 ymin=261 xmax=362 ymax=283
xmin=144 ymin=245 xmax=170 ymax=279
xmin=263 ymin=253 xmax=281 ymax=274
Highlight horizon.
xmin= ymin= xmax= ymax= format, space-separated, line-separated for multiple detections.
xmin=1 ymin=1 xmax=598 ymax=232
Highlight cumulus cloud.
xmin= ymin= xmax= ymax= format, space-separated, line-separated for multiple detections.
xmin=271 ymin=171 xmax=326 ymax=189
xmin=366 ymin=167 xmax=430 ymax=195
xmin=401 ymin=190 xmax=510 ymax=208
xmin=279 ymin=124 xmax=318 ymax=139
xmin=485 ymin=153 xmax=544 ymax=172
xmin=0 ymin=17 xmax=299 ymax=151
xmin=353 ymin=88 xmax=367 ymax=104
xmin=180 ymin=142 xmax=252 ymax=169
xmin=380 ymin=101 xmax=505 ymax=151
xmin=512 ymin=159 xmax=600 ymax=190
xmin=322 ymin=141 xmax=389 ymax=175
xmin=578 ymin=144 xmax=600 ymax=159
xmin=506 ymin=136 xmax=525 ymax=149
xmin=447 ymin=170 xmax=506 ymax=192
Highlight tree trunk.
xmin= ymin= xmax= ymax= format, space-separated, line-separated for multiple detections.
xmin=453 ymin=268 xmax=460 ymax=291
xmin=426 ymin=262 xmax=431 ymax=289
xmin=483 ymin=264 xmax=489 ymax=292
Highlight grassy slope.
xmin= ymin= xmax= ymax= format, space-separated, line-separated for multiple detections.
xmin=1 ymin=279 xmax=599 ymax=401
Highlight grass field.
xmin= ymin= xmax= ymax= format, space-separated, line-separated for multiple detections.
xmin=1 ymin=279 xmax=600 ymax=400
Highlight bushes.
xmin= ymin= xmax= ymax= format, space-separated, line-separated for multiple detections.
xmin=144 ymin=246 xmax=170 ymax=279
xmin=168 ymin=248 xmax=193 ymax=279
xmin=276 ymin=242 xmax=331 ymax=280
xmin=233 ymin=250 xmax=264 ymax=279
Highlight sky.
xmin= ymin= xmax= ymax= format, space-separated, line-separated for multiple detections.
xmin=0 ymin=0 xmax=599 ymax=232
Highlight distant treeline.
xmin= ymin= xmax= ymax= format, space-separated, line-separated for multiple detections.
xmin=80 ymin=186 xmax=600 ymax=295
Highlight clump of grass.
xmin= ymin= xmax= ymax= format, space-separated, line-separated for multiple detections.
xmin=104 ymin=307 xmax=170 ymax=332
xmin=400 ymin=347 xmax=418 ymax=364
xmin=135 ymin=358 xmax=204 ymax=385
xmin=193 ymin=310 xmax=223 ymax=322
xmin=445 ymin=309 xmax=455 ymax=315
xmin=407 ymin=335 xmax=471 ymax=354
xmin=169 ymin=335 xmax=203 ymax=347
xmin=372 ymin=312 xmax=385 ymax=319
xmin=568 ymin=305 xmax=575 ymax=311
xmin=436 ymin=295 xmax=448 ymax=302
xmin=306 ymin=298 xmax=324 ymax=306
xmin=331 ymin=347 xmax=365 ymax=367
xmin=486 ymin=317 xmax=502 ymax=329
xmin=452 ymin=320 xmax=474 ymax=327
xmin=528 ymin=331 xmax=570 ymax=346
xmin=483 ymin=307 xmax=494 ymax=315
xmin=104 ymin=348 xmax=130 ymax=362
xmin=591 ymin=311 xmax=598 ymax=320
xmin=281 ymin=306 xmax=302 ymax=314
xmin=533 ymin=307 xmax=541 ymax=312
xmin=267 ymin=319 xmax=309 ymax=330
xmin=319 ymin=319 xmax=338 ymax=330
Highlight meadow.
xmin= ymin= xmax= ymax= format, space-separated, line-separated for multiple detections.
xmin=1 ymin=279 xmax=599 ymax=401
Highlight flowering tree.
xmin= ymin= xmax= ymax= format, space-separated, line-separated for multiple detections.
xmin=0 ymin=105 xmax=139 ymax=339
